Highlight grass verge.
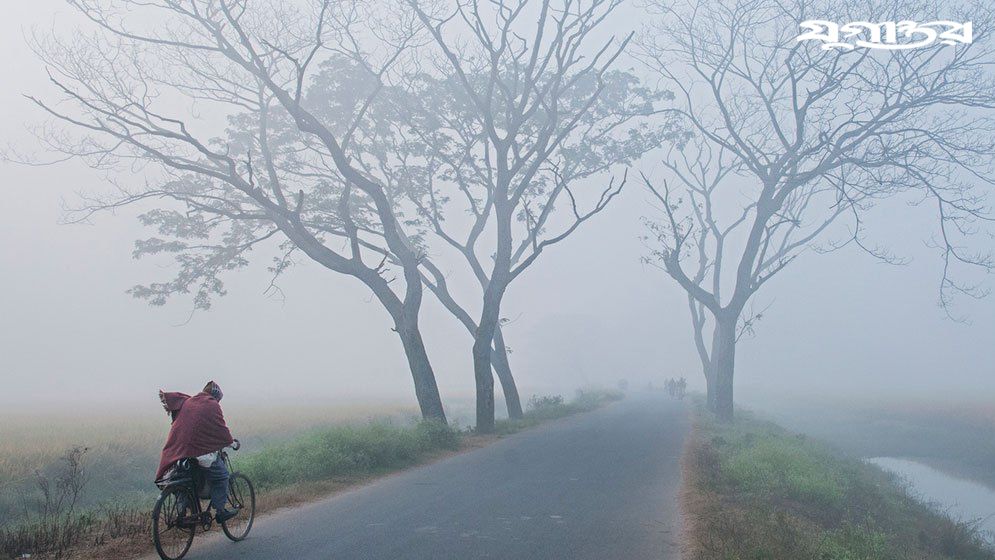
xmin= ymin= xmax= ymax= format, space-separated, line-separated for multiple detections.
xmin=682 ymin=402 xmax=995 ymax=560
xmin=2 ymin=389 xmax=622 ymax=560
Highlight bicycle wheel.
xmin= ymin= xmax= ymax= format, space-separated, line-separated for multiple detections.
xmin=152 ymin=486 xmax=195 ymax=560
xmin=221 ymin=473 xmax=256 ymax=541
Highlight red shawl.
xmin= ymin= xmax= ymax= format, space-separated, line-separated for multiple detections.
xmin=155 ymin=391 xmax=234 ymax=481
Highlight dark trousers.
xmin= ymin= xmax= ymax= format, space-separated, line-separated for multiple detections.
xmin=204 ymin=455 xmax=230 ymax=513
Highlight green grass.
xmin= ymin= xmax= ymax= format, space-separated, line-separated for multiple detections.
xmin=722 ymin=436 xmax=849 ymax=509
xmin=239 ymin=420 xmax=461 ymax=489
xmin=684 ymin=403 xmax=995 ymax=560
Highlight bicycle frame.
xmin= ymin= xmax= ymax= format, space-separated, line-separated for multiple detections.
xmin=163 ymin=450 xmax=237 ymax=532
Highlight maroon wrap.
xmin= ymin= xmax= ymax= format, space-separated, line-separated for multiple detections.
xmin=155 ymin=391 xmax=234 ymax=481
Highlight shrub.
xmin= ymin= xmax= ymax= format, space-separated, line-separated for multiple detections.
xmin=527 ymin=394 xmax=565 ymax=411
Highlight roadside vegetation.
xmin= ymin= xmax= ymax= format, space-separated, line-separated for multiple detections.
xmin=494 ymin=389 xmax=625 ymax=434
xmin=682 ymin=403 xmax=995 ymax=560
xmin=239 ymin=420 xmax=461 ymax=490
xmin=0 ymin=389 xmax=621 ymax=559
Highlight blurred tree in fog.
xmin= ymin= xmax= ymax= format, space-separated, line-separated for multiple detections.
xmin=638 ymin=0 xmax=995 ymax=421
xmin=27 ymin=0 xmax=453 ymax=422
xmin=398 ymin=0 xmax=675 ymax=430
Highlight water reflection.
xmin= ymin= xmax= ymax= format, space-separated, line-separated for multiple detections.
xmin=869 ymin=457 xmax=995 ymax=541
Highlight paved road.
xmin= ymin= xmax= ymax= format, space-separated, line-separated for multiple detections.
xmin=173 ymin=395 xmax=689 ymax=560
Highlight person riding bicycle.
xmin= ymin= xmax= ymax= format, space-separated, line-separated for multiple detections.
xmin=155 ymin=381 xmax=238 ymax=524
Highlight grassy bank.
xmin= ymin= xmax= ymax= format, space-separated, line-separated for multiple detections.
xmin=756 ymin=398 xmax=995 ymax=490
xmin=1 ymin=389 xmax=621 ymax=559
xmin=682 ymin=403 xmax=995 ymax=560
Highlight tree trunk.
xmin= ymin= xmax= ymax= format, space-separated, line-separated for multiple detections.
xmin=703 ymin=363 xmax=718 ymax=413
xmin=472 ymin=331 xmax=496 ymax=433
xmin=473 ymin=282 xmax=505 ymax=433
xmin=492 ymin=326 xmax=524 ymax=420
xmin=474 ymin=192 xmax=513 ymax=433
xmin=711 ymin=315 xmax=737 ymax=422
xmin=396 ymin=320 xmax=447 ymax=424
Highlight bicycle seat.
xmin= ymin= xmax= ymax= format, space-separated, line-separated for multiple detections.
xmin=155 ymin=459 xmax=197 ymax=489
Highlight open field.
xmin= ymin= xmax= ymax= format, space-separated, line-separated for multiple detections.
xmin=681 ymin=402 xmax=995 ymax=560
xmin=0 ymin=389 xmax=622 ymax=559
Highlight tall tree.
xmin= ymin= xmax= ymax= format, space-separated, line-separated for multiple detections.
xmin=406 ymin=0 xmax=673 ymax=431
xmin=28 ymin=0 xmax=451 ymax=422
xmin=303 ymin=57 xmax=531 ymax=420
xmin=639 ymin=0 xmax=995 ymax=420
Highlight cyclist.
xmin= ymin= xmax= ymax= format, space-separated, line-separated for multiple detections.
xmin=155 ymin=381 xmax=238 ymax=524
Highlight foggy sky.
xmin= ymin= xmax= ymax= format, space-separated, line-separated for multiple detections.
xmin=2 ymin=0 xmax=993 ymax=414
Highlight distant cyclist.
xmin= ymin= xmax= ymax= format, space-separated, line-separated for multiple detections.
xmin=155 ymin=381 xmax=238 ymax=524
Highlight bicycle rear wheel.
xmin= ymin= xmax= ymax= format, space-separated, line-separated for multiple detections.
xmin=221 ymin=473 xmax=255 ymax=541
xmin=152 ymin=486 xmax=195 ymax=560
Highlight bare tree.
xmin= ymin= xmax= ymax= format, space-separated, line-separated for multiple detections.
xmin=406 ymin=0 xmax=674 ymax=431
xmin=272 ymin=55 xmax=530 ymax=420
xmin=639 ymin=0 xmax=995 ymax=420
xmin=26 ymin=0 xmax=452 ymax=422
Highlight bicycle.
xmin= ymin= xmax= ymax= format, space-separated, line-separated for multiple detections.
xmin=152 ymin=442 xmax=256 ymax=560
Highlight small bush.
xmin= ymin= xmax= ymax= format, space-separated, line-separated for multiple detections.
xmin=528 ymin=394 xmax=565 ymax=410
xmin=525 ymin=394 xmax=571 ymax=420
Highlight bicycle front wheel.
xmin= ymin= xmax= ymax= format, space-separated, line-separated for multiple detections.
xmin=152 ymin=486 xmax=195 ymax=560
xmin=221 ymin=473 xmax=256 ymax=541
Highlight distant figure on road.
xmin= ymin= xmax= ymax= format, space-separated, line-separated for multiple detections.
xmin=156 ymin=381 xmax=238 ymax=524
xmin=665 ymin=378 xmax=686 ymax=400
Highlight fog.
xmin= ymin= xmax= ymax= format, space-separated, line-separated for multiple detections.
xmin=1 ymin=0 xmax=993 ymax=417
